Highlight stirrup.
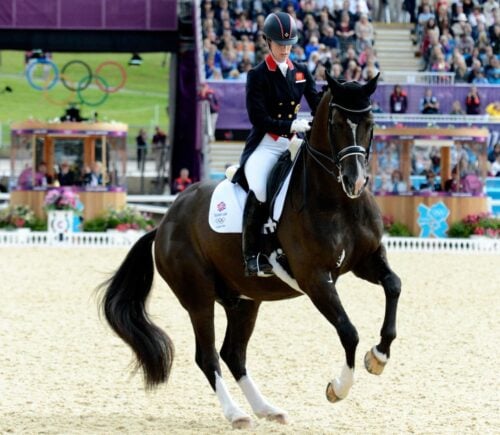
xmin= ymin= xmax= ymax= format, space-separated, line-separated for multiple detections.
xmin=245 ymin=253 xmax=274 ymax=277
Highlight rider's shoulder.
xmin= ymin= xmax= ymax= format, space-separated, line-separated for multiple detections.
xmin=292 ymin=60 xmax=308 ymax=71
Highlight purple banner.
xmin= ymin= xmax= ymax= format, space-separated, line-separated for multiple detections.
xmin=208 ymin=81 xmax=500 ymax=132
xmin=0 ymin=0 xmax=177 ymax=30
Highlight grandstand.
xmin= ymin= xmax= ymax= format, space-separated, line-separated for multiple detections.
xmin=198 ymin=0 xmax=500 ymax=216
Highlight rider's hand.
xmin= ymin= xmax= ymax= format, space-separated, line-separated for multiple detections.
xmin=290 ymin=119 xmax=311 ymax=133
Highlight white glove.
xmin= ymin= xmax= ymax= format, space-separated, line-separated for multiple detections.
xmin=224 ymin=164 xmax=239 ymax=182
xmin=290 ymin=119 xmax=311 ymax=133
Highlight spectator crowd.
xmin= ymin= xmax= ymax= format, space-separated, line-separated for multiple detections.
xmin=202 ymin=0 xmax=379 ymax=82
xmin=200 ymin=1 xmax=500 ymax=184
xmin=415 ymin=0 xmax=500 ymax=84
xmin=202 ymin=0 xmax=500 ymax=84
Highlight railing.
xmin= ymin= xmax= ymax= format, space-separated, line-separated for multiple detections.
xmin=383 ymin=236 xmax=500 ymax=253
xmin=3 ymin=189 xmax=500 ymax=217
xmin=373 ymin=113 xmax=496 ymax=125
xmin=382 ymin=72 xmax=455 ymax=85
xmin=0 ymin=229 xmax=498 ymax=253
xmin=126 ymin=194 xmax=175 ymax=214
xmin=0 ymin=230 xmax=144 ymax=247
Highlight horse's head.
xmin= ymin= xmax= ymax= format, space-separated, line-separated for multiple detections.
xmin=323 ymin=72 xmax=378 ymax=198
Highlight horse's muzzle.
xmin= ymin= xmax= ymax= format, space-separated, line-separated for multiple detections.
xmin=342 ymin=175 xmax=368 ymax=199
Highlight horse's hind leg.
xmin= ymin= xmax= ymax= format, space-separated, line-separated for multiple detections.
xmin=189 ymin=305 xmax=253 ymax=429
xmin=353 ymin=245 xmax=401 ymax=375
xmin=220 ymin=299 xmax=289 ymax=424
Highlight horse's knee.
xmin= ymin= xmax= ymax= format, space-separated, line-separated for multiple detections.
xmin=381 ymin=273 xmax=401 ymax=298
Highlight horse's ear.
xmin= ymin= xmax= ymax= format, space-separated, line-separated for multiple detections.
xmin=325 ymin=69 xmax=342 ymax=93
xmin=363 ymin=72 xmax=380 ymax=97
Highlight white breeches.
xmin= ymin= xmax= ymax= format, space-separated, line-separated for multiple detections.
xmin=244 ymin=134 xmax=290 ymax=202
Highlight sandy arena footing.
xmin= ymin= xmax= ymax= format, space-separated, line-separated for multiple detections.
xmin=1 ymin=247 xmax=498 ymax=434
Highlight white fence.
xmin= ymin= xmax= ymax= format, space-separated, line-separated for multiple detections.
xmin=0 ymin=230 xmax=144 ymax=247
xmin=382 ymin=236 xmax=500 ymax=253
xmin=373 ymin=113 xmax=497 ymax=125
xmin=0 ymin=230 xmax=498 ymax=253
xmin=381 ymin=71 xmax=456 ymax=85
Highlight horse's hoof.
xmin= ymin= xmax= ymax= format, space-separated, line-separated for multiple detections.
xmin=231 ymin=416 xmax=253 ymax=429
xmin=364 ymin=348 xmax=386 ymax=375
xmin=265 ymin=412 xmax=289 ymax=424
xmin=325 ymin=382 xmax=343 ymax=403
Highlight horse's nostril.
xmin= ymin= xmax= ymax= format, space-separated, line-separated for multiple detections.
xmin=342 ymin=175 xmax=352 ymax=190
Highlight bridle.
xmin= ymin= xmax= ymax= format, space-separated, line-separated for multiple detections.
xmin=303 ymin=96 xmax=374 ymax=181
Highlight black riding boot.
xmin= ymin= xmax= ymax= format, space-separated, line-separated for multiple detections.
xmin=242 ymin=191 xmax=273 ymax=277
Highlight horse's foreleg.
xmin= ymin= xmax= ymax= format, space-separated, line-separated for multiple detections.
xmin=220 ymin=299 xmax=288 ymax=424
xmin=364 ymin=269 xmax=401 ymax=375
xmin=307 ymin=278 xmax=358 ymax=403
xmin=354 ymin=246 xmax=401 ymax=375
xmin=189 ymin=308 xmax=252 ymax=429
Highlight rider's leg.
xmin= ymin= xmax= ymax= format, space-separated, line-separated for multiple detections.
xmin=242 ymin=135 xmax=288 ymax=277
xmin=242 ymin=190 xmax=273 ymax=276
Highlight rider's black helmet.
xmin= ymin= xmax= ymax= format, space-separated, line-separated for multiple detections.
xmin=263 ymin=12 xmax=298 ymax=46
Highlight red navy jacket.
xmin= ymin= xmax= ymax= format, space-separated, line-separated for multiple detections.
xmin=232 ymin=54 xmax=321 ymax=189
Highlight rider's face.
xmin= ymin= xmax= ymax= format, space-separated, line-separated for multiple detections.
xmin=269 ymin=40 xmax=292 ymax=63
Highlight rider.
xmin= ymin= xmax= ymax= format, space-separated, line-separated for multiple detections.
xmin=231 ymin=12 xmax=321 ymax=277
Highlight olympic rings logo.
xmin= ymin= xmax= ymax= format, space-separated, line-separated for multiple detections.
xmin=25 ymin=58 xmax=127 ymax=107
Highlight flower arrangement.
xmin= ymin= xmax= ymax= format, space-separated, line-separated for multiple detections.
xmin=44 ymin=188 xmax=82 ymax=214
xmin=82 ymin=206 xmax=155 ymax=232
xmin=448 ymin=212 xmax=500 ymax=238
xmin=0 ymin=205 xmax=38 ymax=230
xmin=383 ymin=215 xmax=413 ymax=237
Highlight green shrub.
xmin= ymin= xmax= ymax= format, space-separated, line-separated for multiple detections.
xmin=0 ymin=205 xmax=37 ymax=230
xmin=448 ymin=213 xmax=500 ymax=238
xmin=387 ymin=221 xmax=412 ymax=237
xmin=82 ymin=206 xmax=155 ymax=232
xmin=382 ymin=215 xmax=413 ymax=237
xmin=30 ymin=218 xmax=48 ymax=231
xmin=447 ymin=221 xmax=473 ymax=238
xmin=82 ymin=216 xmax=109 ymax=232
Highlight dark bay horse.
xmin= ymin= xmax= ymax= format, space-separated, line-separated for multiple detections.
xmin=100 ymin=73 xmax=401 ymax=429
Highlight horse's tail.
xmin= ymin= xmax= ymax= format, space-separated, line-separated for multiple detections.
xmin=98 ymin=228 xmax=174 ymax=389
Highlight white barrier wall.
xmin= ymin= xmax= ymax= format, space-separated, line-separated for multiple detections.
xmin=0 ymin=230 xmax=143 ymax=247
xmin=382 ymin=236 xmax=500 ymax=253
xmin=0 ymin=231 xmax=498 ymax=253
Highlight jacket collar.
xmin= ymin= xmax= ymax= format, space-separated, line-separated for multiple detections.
xmin=265 ymin=54 xmax=294 ymax=72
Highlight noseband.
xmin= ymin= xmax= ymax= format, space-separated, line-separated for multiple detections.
xmin=303 ymin=98 xmax=373 ymax=179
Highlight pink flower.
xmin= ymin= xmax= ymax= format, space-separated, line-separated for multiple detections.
xmin=473 ymin=227 xmax=485 ymax=235
xmin=14 ymin=218 xmax=25 ymax=228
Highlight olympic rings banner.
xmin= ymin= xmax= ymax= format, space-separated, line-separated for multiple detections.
xmin=26 ymin=58 xmax=127 ymax=107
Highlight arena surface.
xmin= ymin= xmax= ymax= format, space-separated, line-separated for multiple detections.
xmin=1 ymin=247 xmax=499 ymax=434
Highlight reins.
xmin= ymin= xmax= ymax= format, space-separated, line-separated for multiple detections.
xmin=302 ymin=134 xmax=338 ymax=178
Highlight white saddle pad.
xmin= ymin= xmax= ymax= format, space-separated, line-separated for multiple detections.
xmin=208 ymin=168 xmax=294 ymax=233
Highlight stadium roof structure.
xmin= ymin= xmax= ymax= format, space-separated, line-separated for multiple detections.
xmin=0 ymin=0 xmax=178 ymax=52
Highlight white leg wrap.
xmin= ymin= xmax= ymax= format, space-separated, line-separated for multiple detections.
xmin=238 ymin=374 xmax=287 ymax=419
xmin=372 ymin=346 xmax=388 ymax=364
xmin=332 ymin=364 xmax=354 ymax=399
xmin=215 ymin=372 xmax=249 ymax=423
